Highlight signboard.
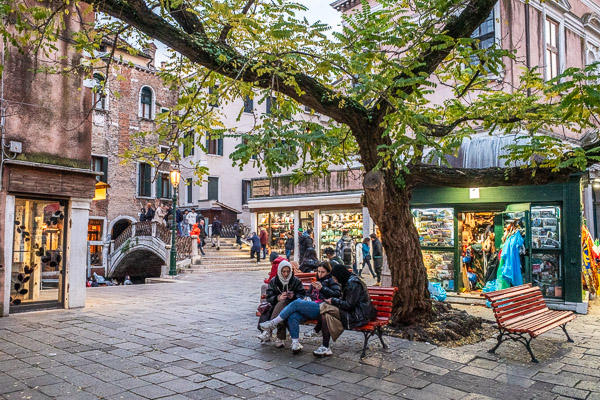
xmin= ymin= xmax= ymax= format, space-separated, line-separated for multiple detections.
xmin=252 ymin=179 xmax=270 ymax=197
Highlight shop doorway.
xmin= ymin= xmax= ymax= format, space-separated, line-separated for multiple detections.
xmin=10 ymin=198 xmax=67 ymax=312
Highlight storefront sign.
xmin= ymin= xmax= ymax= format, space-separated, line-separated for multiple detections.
xmin=252 ymin=179 xmax=271 ymax=197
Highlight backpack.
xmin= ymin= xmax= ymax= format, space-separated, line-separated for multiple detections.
xmin=341 ymin=237 xmax=353 ymax=266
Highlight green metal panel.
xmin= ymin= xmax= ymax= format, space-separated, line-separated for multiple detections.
xmin=563 ymin=179 xmax=583 ymax=303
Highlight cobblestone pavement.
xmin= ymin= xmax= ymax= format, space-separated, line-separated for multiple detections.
xmin=1 ymin=271 xmax=599 ymax=400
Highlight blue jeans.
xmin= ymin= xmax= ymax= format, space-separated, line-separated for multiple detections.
xmin=279 ymin=299 xmax=320 ymax=339
xmin=285 ymin=249 xmax=292 ymax=260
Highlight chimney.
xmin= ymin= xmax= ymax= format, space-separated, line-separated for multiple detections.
xmin=144 ymin=43 xmax=157 ymax=68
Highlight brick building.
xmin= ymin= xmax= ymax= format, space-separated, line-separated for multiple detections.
xmin=0 ymin=2 xmax=96 ymax=315
xmin=87 ymin=41 xmax=178 ymax=277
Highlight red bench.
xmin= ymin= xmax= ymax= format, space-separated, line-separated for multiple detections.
xmin=482 ymin=283 xmax=576 ymax=363
xmin=302 ymin=283 xmax=397 ymax=358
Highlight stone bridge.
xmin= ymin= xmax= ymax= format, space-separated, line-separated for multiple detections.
xmin=107 ymin=221 xmax=192 ymax=278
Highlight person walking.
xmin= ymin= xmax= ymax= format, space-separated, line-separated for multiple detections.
xmin=336 ymin=230 xmax=355 ymax=273
xmin=176 ymin=208 xmax=183 ymax=236
xmin=233 ymin=219 xmax=243 ymax=249
xmin=370 ymin=233 xmax=384 ymax=286
xmin=250 ymin=232 xmax=261 ymax=263
xmin=284 ymin=232 xmax=294 ymax=260
xmin=142 ymin=202 xmax=155 ymax=223
xmin=186 ymin=209 xmax=197 ymax=235
xmin=358 ymin=237 xmax=375 ymax=278
xmin=298 ymin=229 xmax=313 ymax=262
xmin=212 ymin=216 xmax=222 ymax=249
xmin=154 ymin=203 xmax=166 ymax=226
xmin=190 ymin=223 xmax=206 ymax=256
xmin=181 ymin=211 xmax=190 ymax=236
xmin=259 ymin=226 xmax=269 ymax=259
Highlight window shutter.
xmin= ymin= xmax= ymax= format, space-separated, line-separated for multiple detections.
xmin=266 ymin=96 xmax=271 ymax=114
xmin=144 ymin=164 xmax=151 ymax=197
xmin=218 ymin=138 xmax=223 ymax=156
xmin=156 ymin=177 xmax=162 ymax=199
xmin=206 ymin=137 xmax=210 ymax=152
xmin=101 ymin=157 xmax=108 ymax=183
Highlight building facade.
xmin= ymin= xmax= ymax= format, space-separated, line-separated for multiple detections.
xmin=0 ymin=3 xmax=96 ymax=315
xmin=87 ymin=42 xmax=178 ymax=278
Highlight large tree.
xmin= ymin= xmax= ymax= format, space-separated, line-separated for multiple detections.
xmin=4 ymin=0 xmax=600 ymax=323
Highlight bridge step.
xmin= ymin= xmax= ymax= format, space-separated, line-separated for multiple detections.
xmin=183 ymin=266 xmax=271 ymax=273
xmin=185 ymin=262 xmax=268 ymax=269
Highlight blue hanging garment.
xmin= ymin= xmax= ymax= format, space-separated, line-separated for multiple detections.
xmin=498 ymin=232 xmax=524 ymax=287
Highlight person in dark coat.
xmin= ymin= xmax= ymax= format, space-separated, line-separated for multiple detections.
xmin=234 ymin=219 xmax=243 ymax=249
xmin=259 ymin=227 xmax=269 ymax=259
xmin=142 ymin=202 xmax=154 ymax=222
xmin=370 ymin=233 xmax=383 ymax=286
xmin=324 ymin=247 xmax=344 ymax=268
xmin=298 ymin=248 xmax=319 ymax=273
xmin=211 ymin=216 xmax=222 ymax=249
xmin=304 ymin=261 xmax=341 ymax=338
xmin=249 ymin=232 xmax=261 ymax=263
xmin=313 ymin=264 xmax=376 ymax=356
xmin=258 ymin=261 xmax=305 ymax=346
xmin=176 ymin=208 xmax=183 ymax=236
xmin=284 ymin=232 xmax=294 ymax=260
xmin=298 ymin=229 xmax=313 ymax=262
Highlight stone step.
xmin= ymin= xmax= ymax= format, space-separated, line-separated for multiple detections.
xmin=185 ymin=262 xmax=268 ymax=269
xmin=199 ymin=258 xmax=258 ymax=264
xmin=181 ymin=265 xmax=270 ymax=273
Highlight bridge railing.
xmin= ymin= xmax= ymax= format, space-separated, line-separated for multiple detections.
xmin=110 ymin=221 xmax=192 ymax=260
xmin=220 ymin=224 xmax=252 ymax=238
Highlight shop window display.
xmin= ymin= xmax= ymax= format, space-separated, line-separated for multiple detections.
xmin=320 ymin=211 xmax=363 ymax=250
xmin=531 ymin=253 xmax=563 ymax=298
xmin=412 ymin=208 xmax=454 ymax=247
xmin=459 ymin=212 xmax=497 ymax=292
xmin=531 ymin=206 xmax=561 ymax=249
xmin=423 ymin=251 xmax=454 ymax=290
xmin=268 ymin=212 xmax=294 ymax=253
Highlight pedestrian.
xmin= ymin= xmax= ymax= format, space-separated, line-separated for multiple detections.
xmin=124 ymin=275 xmax=133 ymax=285
xmin=181 ymin=211 xmax=190 ymax=236
xmin=299 ymin=228 xmax=313 ymax=262
xmin=154 ymin=202 xmax=166 ymax=226
xmin=324 ymin=247 xmax=344 ymax=268
xmin=299 ymin=248 xmax=319 ymax=273
xmin=259 ymin=226 xmax=269 ymax=259
xmin=190 ymin=223 xmax=206 ymax=255
xmin=370 ymin=233 xmax=383 ymax=286
xmin=212 ymin=216 xmax=222 ymax=249
xmin=186 ymin=209 xmax=197 ymax=235
xmin=250 ymin=232 xmax=261 ymax=263
xmin=233 ymin=219 xmax=243 ymax=249
xmin=284 ymin=232 xmax=294 ymax=260
xmin=198 ymin=219 xmax=207 ymax=253
xmin=336 ymin=230 xmax=355 ymax=273
xmin=358 ymin=237 xmax=375 ymax=278
xmin=165 ymin=204 xmax=173 ymax=226
xmin=176 ymin=208 xmax=183 ymax=236
xmin=142 ymin=202 xmax=154 ymax=222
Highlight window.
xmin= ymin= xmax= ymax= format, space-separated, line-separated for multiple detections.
xmin=545 ymin=18 xmax=559 ymax=80
xmin=156 ymin=173 xmax=172 ymax=199
xmin=206 ymin=137 xmax=224 ymax=156
xmin=209 ymin=86 xmax=219 ymax=107
xmin=183 ymin=132 xmax=195 ymax=157
xmin=243 ymin=95 xmax=253 ymax=113
xmin=266 ymin=96 xmax=275 ymax=114
xmin=92 ymin=74 xmax=106 ymax=110
xmin=138 ymin=162 xmax=152 ymax=197
xmin=140 ymin=87 xmax=153 ymax=119
xmin=186 ymin=178 xmax=193 ymax=204
xmin=208 ymin=177 xmax=219 ymax=201
xmin=242 ymin=138 xmax=258 ymax=160
xmin=242 ymin=180 xmax=251 ymax=205
xmin=91 ymin=155 xmax=108 ymax=183
xmin=471 ymin=10 xmax=495 ymax=50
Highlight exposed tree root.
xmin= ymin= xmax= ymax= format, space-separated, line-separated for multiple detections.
xmin=384 ymin=302 xmax=495 ymax=347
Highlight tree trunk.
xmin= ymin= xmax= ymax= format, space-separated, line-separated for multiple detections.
xmin=363 ymin=170 xmax=432 ymax=325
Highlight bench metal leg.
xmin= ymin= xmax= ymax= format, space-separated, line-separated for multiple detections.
xmin=376 ymin=326 xmax=387 ymax=349
xmin=561 ymin=324 xmax=574 ymax=343
xmin=489 ymin=329 xmax=539 ymax=363
xmin=361 ymin=332 xmax=370 ymax=358
xmin=524 ymin=336 xmax=539 ymax=363
xmin=488 ymin=331 xmax=504 ymax=354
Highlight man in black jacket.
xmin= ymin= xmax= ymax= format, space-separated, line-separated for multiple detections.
xmin=324 ymin=247 xmax=344 ymax=268
xmin=370 ymin=233 xmax=383 ymax=286
xmin=212 ymin=216 xmax=222 ymax=250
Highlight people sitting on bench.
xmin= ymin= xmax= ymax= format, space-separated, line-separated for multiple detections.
xmin=304 ymin=261 xmax=341 ymax=338
xmin=299 ymin=248 xmax=320 ymax=273
xmin=260 ymin=264 xmax=375 ymax=356
xmin=257 ymin=261 xmax=305 ymax=345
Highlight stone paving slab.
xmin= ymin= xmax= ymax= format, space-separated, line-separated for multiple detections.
xmin=0 ymin=271 xmax=598 ymax=399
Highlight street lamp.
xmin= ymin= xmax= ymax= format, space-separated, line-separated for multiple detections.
xmin=169 ymin=169 xmax=181 ymax=276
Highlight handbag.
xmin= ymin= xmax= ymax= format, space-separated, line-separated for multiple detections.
xmin=257 ymin=302 xmax=272 ymax=315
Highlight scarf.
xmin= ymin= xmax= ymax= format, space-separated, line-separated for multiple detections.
xmin=277 ymin=260 xmax=292 ymax=293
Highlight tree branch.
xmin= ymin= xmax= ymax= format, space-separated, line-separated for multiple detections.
xmin=219 ymin=0 xmax=254 ymax=45
xmin=169 ymin=2 xmax=206 ymax=36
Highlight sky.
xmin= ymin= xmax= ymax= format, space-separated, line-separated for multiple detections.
xmin=154 ymin=0 xmax=343 ymax=66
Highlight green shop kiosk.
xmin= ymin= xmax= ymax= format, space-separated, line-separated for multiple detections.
xmin=410 ymin=175 xmax=587 ymax=313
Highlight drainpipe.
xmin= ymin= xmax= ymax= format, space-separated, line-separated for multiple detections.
xmin=525 ymin=2 xmax=531 ymax=97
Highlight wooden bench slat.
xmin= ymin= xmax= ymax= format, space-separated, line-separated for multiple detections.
xmin=486 ymin=285 xmax=538 ymax=301
xmin=494 ymin=299 xmax=548 ymax=321
xmin=482 ymin=283 xmax=533 ymax=300
xmin=505 ymin=310 xmax=564 ymax=331
xmin=530 ymin=314 xmax=576 ymax=337
xmin=499 ymin=307 xmax=551 ymax=327
xmin=495 ymin=303 xmax=549 ymax=325
xmin=492 ymin=290 xmax=544 ymax=307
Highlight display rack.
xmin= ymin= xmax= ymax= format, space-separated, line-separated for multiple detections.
xmin=532 ymin=253 xmax=562 ymax=297
xmin=320 ymin=211 xmax=363 ymax=249
xmin=531 ymin=206 xmax=561 ymax=249
xmin=270 ymin=212 xmax=294 ymax=253
xmin=422 ymin=251 xmax=455 ymax=289
xmin=412 ymin=208 xmax=454 ymax=247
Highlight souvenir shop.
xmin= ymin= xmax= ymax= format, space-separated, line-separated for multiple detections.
xmin=410 ymin=176 xmax=585 ymax=311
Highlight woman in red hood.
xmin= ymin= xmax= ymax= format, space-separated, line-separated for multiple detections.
xmin=264 ymin=252 xmax=286 ymax=284
xmin=190 ymin=223 xmax=205 ymax=256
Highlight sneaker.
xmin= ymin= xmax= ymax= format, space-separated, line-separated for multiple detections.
xmin=259 ymin=320 xmax=277 ymax=331
xmin=257 ymin=331 xmax=272 ymax=342
xmin=373 ymin=282 xmax=381 ymax=287
xmin=303 ymin=329 xmax=320 ymax=338
xmin=291 ymin=342 xmax=303 ymax=354
xmin=313 ymin=345 xmax=332 ymax=357
xmin=274 ymin=338 xmax=285 ymax=348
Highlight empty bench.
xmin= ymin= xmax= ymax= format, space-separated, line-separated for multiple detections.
xmin=302 ymin=283 xmax=397 ymax=358
xmin=482 ymin=283 xmax=576 ymax=363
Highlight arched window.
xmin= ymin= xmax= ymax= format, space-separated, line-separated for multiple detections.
xmin=140 ymin=86 xmax=153 ymax=119
xmin=93 ymin=73 xmax=106 ymax=110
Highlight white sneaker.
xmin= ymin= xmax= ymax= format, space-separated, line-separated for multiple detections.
xmin=259 ymin=320 xmax=277 ymax=331
xmin=291 ymin=342 xmax=303 ymax=354
xmin=303 ymin=329 xmax=321 ymax=338
xmin=274 ymin=338 xmax=285 ymax=348
xmin=313 ymin=345 xmax=332 ymax=357
xmin=257 ymin=331 xmax=272 ymax=342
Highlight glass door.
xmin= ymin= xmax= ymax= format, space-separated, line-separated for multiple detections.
xmin=11 ymin=199 xmax=66 ymax=310
xmin=493 ymin=203 xmax=531 ymax=288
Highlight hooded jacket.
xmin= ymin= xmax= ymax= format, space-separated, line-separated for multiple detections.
xmin=250 ymin=234 xmax=261 ymax=251
xmin=265 ymin=262 xmax=305 ymax=306
xmin=190 ymin=223 xmax=201 ymax=243
xmin=330 ymin=265 xmax=376 ymax=329
xmin=265 ymin=256 xmax=286 ymax=284
xmin=299 ymin=232 xmax=313 ymax=260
